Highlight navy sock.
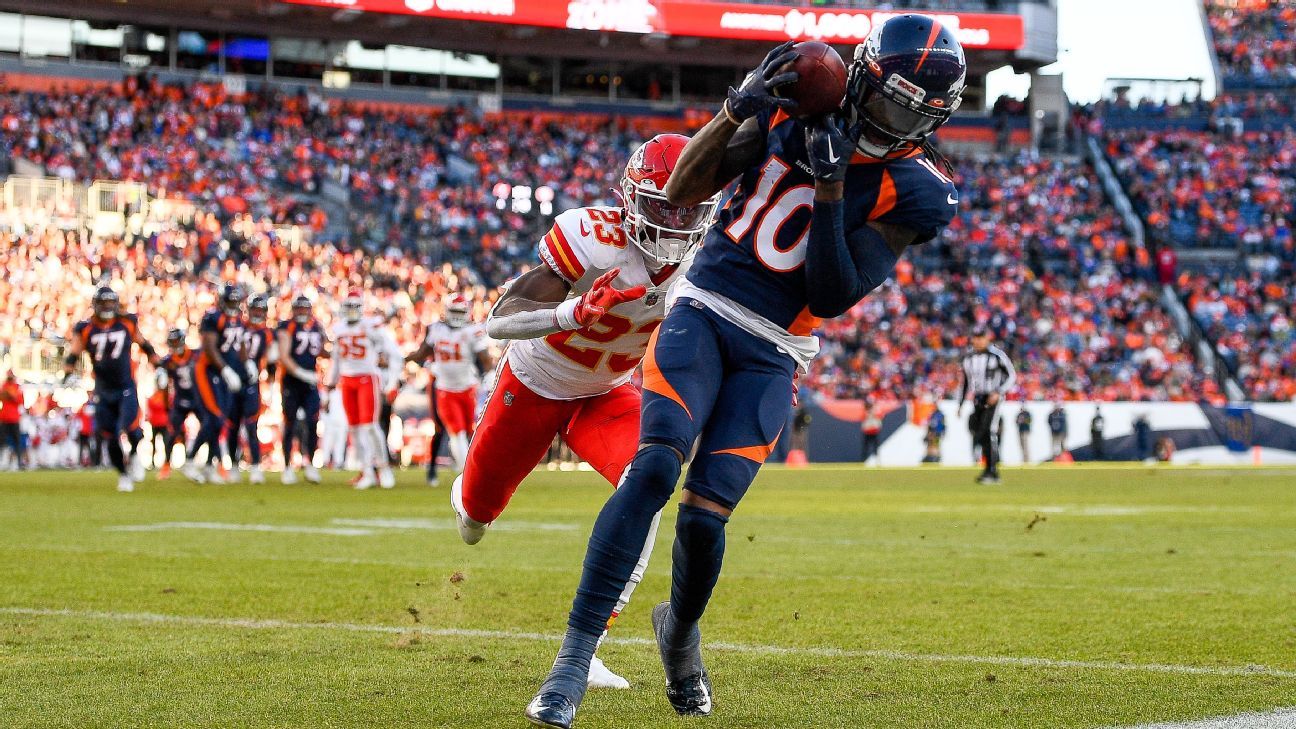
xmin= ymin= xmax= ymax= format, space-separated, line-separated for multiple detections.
xmin=104 ymin=435 xmax=126 ymax=473
xmin=544 ymin=445 xmax=681 ymax=703
xmin=670 ymin=503 xmax=729 ymax=626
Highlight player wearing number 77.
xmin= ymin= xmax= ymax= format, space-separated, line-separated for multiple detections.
xmin=451 ymin=133 xmax=719 ymax=691
xmin=526 ymin=15 xmax=966 ymax=728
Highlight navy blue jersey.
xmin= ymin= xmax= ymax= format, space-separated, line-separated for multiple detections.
xmin=199 ymin=309 xmax=246 ymax=366
xmin=72 ymin=315 xmax=141 ymax=390
xmin=275 ymin=319 xmax=325 ymax=374
xmin=160 ymin=349 xmax=198 ymax=402
xmin=688 ymin=108 xmax=958 ymax=335
xmin=243 ymin=323 xmax=272 ymax=373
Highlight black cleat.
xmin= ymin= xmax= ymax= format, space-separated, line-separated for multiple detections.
xmin=524 ymin=692 xmax=576 ymax=729
xmin=651 ymin=601 xmax=713 ymax=716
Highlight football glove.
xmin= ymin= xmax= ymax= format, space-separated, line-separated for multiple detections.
xmin=804 ymin=113 xmax=862 ymax=183
xmin=555 ymin=268 xmax=646 ymax=330
xmin=221 ymin=365 xmax=243 ymax=391
xmin=244 ymin=360 xmax=259 ymax=383
xmin=725 ymin=41 xmax=800 ymax=122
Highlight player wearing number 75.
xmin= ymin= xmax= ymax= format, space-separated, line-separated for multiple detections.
xmin=526 ymin=15 xmax=966 ymax=728
xmin=450 ymin=133 xmax=719 ymax=692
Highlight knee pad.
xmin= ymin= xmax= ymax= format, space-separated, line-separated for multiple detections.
xmin=621 ymin=444 xmax=683 ymax=505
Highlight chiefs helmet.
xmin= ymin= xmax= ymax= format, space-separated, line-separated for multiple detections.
xmin=619 ymin=134 xmax=720 ymax=266
xmin=846 ymin=15 xmax=966 ymax=159
xmin=291 ymin=294 xmax=313 ymax=325
xmin=341 ymin=290 xmax=364 ymax=323
xmin=248 ymin=294 xmax=269 ymax=326
xmin=92 ymin=286 xmax=119 ymax=321
xmin=219 ymin=282 xmax=246 ymax=316
xmin=444 ymin=294 xmax=471 ymax=328
xmin=166 ymin=328 xmax=186 ymax=354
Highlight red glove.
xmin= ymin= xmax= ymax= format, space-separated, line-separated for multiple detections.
xmin=572 ymin=268 xmax=646 ymax=327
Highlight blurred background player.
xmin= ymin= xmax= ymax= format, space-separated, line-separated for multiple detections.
xmin=462 ymin=133 xmax=716 ymax=690
xmin=0 ymin=371 xmax=26 ymax=471
xmin=63 ymin=287 xmax=159 ymax=492
xmin=408 ymin=293 xmax=491 ymax=474
xmin=228 ymin=294 xmax=272 ymax=484
xmin=958 ymin=327 xmax=1016 ymax=484
xmin=157 ymin=328 xmax=199 ymax=479
xmin=187 ymin=283 xmax=247 ymax=484
xmin=528 ymin=18 xmax=966 ymax=726
xmin=326 ymin=290 xmax=400 ymax=489
xmin=277 ymin=294 xmax=325 ymax=485
xmin=145 ymin=371 xmax=170 ymax=472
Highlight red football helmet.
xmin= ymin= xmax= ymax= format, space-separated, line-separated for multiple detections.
xmin=341 ymin=289 xmax=364 ymax=323
xmin=444 ymin=293 xmax=471 ymax=328
xmin=619 ymin=134 xmax=720 ymax=266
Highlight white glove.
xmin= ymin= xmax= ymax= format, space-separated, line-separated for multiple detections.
xmin=155 ymin=370 xmax=169 ymax=390
xmin=221 ymin=365 xmax=242 ymax=391
xmin=295 ymin=370 xmax=319 ymax=386
xmin=244 ymin=360 xmax=259 ymax=383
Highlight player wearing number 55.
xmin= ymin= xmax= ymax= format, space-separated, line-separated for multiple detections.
xmin=526 ymin=15 xmax=966 ymax=728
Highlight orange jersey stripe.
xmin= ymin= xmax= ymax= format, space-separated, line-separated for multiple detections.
xmin=640 ymin=327 xmax=691 ymax=419
xmin=788 ymin=306 xmax=823 ymax=337
xmin=712 ymin=429 xmax=783 ymax=464
xmin=868 ymin=169 xmax=897 ymax=221
xmin=547 ymin=226 xmax=586 ymax=281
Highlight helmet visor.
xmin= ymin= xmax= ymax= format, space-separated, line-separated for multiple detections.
xmin=635 ymin=189 xmax=715 ymax=233
xmin=858 ymin=88 xmax=943 ymax=145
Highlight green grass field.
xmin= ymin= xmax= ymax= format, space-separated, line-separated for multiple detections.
xmin=2 ymin=465 xmax=1294 ymax=728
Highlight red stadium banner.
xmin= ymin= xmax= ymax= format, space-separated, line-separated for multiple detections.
xmin=282 ymin=0 xmax=1025 ymax=50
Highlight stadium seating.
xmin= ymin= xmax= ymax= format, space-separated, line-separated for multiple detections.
xmin=1205 ymin=0 xmax=1296 ymax=89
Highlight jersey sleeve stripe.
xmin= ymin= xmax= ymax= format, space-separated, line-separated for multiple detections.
xmin=867 ymin=169 xmax=897 ymax=220
xmin=788 ymin=306 xmax=823 ymax=337
xmin=545 ymin=229 xmax=585 ymax=282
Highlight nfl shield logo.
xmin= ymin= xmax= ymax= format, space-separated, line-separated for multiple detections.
xmin=645 ymin=291 xmax=660 ymax=306
xmin=503 ymin=391 xmax=514 ymax=406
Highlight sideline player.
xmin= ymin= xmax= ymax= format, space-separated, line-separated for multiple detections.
xmin=326 ymin=290 xmax=401 ymax=489
xmin=185 ymin=283 xmax=247 ymax=483
xmin=277 ymin=294 xmax=325 ymax=484
xmin=405 ymin=294 xmax=491 ymax=473
xmin=458 ymin=134 xmax=718 ymax=690
xmin=157 ymin=328 xmax=199 ymax=478
xmin=527 ymin=17 xmax=966 ymax=726
xmin=64 ymin=287 xmax=160 ymax=492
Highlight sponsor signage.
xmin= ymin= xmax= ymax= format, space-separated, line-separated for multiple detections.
xmin=283 ymin=0 xmax=1025 ymax=50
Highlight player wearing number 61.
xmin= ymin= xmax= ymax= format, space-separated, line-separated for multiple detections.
xmin=450 ymin=132 xmax=720 ymax=691
xmin=526 ymin=15 xmax=966 ymax=728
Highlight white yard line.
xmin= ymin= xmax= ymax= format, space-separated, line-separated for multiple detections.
xmin=103 ymin=522 xmax=378 ymax=536
xmin=330 ymin=517 xmax=578 ymax=532
xmin=1118 ymin=708 xmax=1296 ymax=728
xmin=3 ymin=606 xmax=1295 ymax=681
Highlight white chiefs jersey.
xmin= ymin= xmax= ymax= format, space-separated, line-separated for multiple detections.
xmin=424 ymin=321 xmax=488 ymax=393
xmin=505 ymin=205 xmax=688 ymax=400
xmin=332 ymin=316 xmax=399 ymax=379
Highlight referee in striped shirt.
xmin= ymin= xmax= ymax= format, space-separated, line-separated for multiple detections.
xmin=958 ymin=327 xmax=1017 ymax=484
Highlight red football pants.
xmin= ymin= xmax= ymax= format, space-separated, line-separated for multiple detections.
xmin=339 ymin=374 xmax=381 ymax=426
xmin=436 ymin=387 xmax=478 ymax=435
xmin=460 ymin=361 xmax=640 ymax=524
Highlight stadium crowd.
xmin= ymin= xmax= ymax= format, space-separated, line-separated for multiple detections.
xmin=806 ymin=154 xmax=1218 ymax=404
xmin=1205 ymin=0 xmax=1296 ymax=88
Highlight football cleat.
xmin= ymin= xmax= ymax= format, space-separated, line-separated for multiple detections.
xmin=450 ymin=475 xmax=489 ymax=545
xmin=378 ymin=467 xmax=396 ymax=489
xmin=652 ymin=601 xmax=713 ymax=716
xmin=182 ymin=462 xmax=206 ymax=484
xmin=129 ymin=453 xmax=146 ymax=483
xmin=281 ymin=466 xmax=298 ymax=485
xmin=353 ymin=470 xmax=377 ymax=490
xmin=116 ymin=474 xmax=135 ymax=493
xmin=157 ymin=463 xmax=172 ymax=480
xmin=303 ymin=463 xmax=322 ymax=484
xmin=205 ymin=463 xmax=224 ymax=484
xmin=586 ymin=654 xmax=630 ymax=690
xmin=249 ymin=466 xmax=265 ymax=484
xmin=426 ymin=476 xmax=440 ymax=488
xmin=976 ymin=474 xmax=1001 ymax=485
xmin=524 ymin=692 xmax=576 ymax=729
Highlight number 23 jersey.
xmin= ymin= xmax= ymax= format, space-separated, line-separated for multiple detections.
xmin=687 ymin=107 xmax=959 ymax=336
xmin=504 ymin=205 xmax=685 ymax=401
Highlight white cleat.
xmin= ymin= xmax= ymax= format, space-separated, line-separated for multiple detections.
xmin=204 ymin=464 xmax=223 ymax=485
xmin=280 ymin=466 xmax=298 ymax=485
xmin=249 ymin=466 xmax=265 ymax=484
xmin=450 ymin=474 xmax=489 ymax=545
xmin=183 ymin=462 xmax=207 ymax=484
xmin=426 ymin=476 xmax=440 ymax=488
xmin=303 ymin=463 xmax=322 ymax=484
xmin=378 ymin=467 xmax=396 ymax=489
xmin=587 ymin=654 xmax=631 ymax=690
xmin=353 ymin=469 xmax=377 ymax=490
xmin=116 ymin=474 xmax=135 ymax=493
xmin=129 ymin=453 xmax=146 ymax=483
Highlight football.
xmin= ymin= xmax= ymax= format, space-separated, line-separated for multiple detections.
xmin=774 ymin=41 xmax=849 ymax=118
